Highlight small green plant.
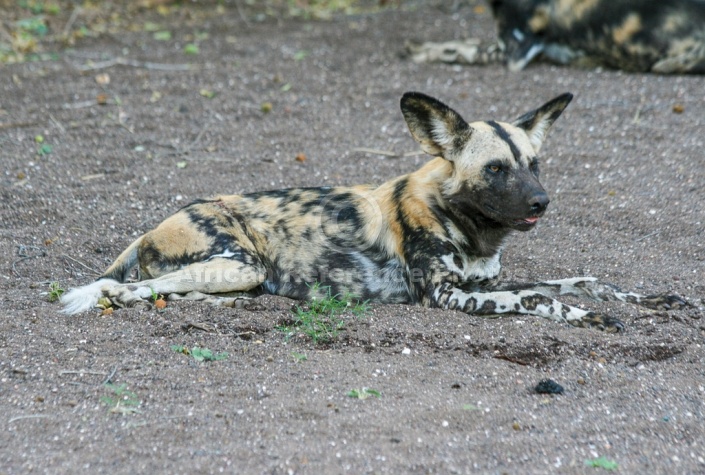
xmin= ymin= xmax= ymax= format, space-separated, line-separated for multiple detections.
xmin=291 ymin=352 xmax=307 ymax=362
xmin=584 ymin=456 xmax=618 ymax=470
xmin=47 ymin=281 xmax=64 ymax=302
xmin=149 ymin=288 xmax=159 ymax=301
xmin=100 ymin=383 xmax=141 ymax=415
xmin=347 ymin=388 xmax=380 ymax=400
xmin=171 ymin=345 xmax=229 ymax=362
xmin=37 ymin=144 xmax=52 ymax=156
xmin=183 ymin=43 xmax=199 ymax=55
xmin=279 ymin=283 xmax=368 ymax=344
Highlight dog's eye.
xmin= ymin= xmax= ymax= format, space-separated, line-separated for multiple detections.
xmin=487 ymin=164 xmax=502 ymax=174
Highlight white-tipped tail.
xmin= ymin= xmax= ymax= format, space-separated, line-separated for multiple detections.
xmin=60 ymin=278 xmax=119 ymax=315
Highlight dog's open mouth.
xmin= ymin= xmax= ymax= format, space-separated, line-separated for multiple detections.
xmin=513 ymin=216 xmax=540 ymax=229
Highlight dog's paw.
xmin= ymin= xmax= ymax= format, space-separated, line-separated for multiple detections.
xmin=640 ymin=293 xmax=689 ymax=311
xmin=104 ymin=285 xmax=152 ymax=310
xmin=577 ymin=312 xmax=625 ymax=333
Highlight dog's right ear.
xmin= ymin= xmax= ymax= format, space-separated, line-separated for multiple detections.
xmin=400 ymin=92 xmax=471 ymax=161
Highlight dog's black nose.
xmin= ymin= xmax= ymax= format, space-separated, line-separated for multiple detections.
xmin=529 ymin=193 xmax=550 ymax=214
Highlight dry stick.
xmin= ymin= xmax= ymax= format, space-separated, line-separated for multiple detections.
xmin=352 ymin=147 xmax=424 ymax=158
xmin=233 ymin=0 xmax=251 ymax=27
xmin=62 ymin=254 xmax=101 ymax=276
xmin=9 ymin=414 xmax=52 ymax=424
xmin=62 ymin=6 xmax=82 ymax=38
xmin=633 ymin=95 xmax=646 ymax=123
xmin=102 ymin=366 xmax=118 ymax=385
xmin=60 ymin=370 xmax=108 ymax=376
xmin=635 ymin=230 xmax=660 ymax=242
xmin=73 ymin=57 xmax=192 ymax=72
xmin=0 ymin=122 xmax=37 ymax=129
xmin=155 ymin=118 xmax=211 ymax=159
xmin=49 ymin=114 xmax=66 ymax=134
xmin=12 ymin=245 xmax=46 ymax=277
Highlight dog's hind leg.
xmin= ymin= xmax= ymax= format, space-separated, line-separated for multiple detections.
xmin=102 ymin=257 xmax=267 ymax=310
xmin=491 ymin=277 xmax=688 ymax=310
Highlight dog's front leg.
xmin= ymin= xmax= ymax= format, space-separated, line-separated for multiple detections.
xmin=405 ymin=39 xmax=505 ymax=65
xmin=491 ymin=277 xmax=688 ymax=311
xmin=430 ymin=282 xmax=625 ymax=333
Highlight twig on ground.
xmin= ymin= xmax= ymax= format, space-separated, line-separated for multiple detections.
xmin=49 ymin=114 xmax=66 ymax=134
xmin=352 ymin=147 xmax=400 ymax=157
xmin=352 ymin=148 xmax=424 ymax=158
xmin=102 ymin=366 xmax=119 ymax=385
xmin=60 ymin=370 xmax=108 ymax=376
xmin=155 ymin=117 xmax=212 ymax=159
xmin=0 ymin=122 xmax=37 ymax=130
xmin=62 ymin=6 xmax=82 ymax=38
xmin=12 ymin=245 xmax=46 ymax=277
xmin=635 ymin=231 xmax=660 ymax=242
xmin=72 ymin=57 xmax=193 ymax=72
xmin=234 ymin=0 xmax=251 ymax=27
xmin=62 ymin=254 xmax=101 ymax=276
xmin=493 ymin=354 xmax=529 ymax=366
xmin=9 ymin=414 xmax=52 ymax=424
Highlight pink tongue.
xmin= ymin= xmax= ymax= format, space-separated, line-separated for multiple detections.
xmin=524 ymin=217 xmax=539 ymax=224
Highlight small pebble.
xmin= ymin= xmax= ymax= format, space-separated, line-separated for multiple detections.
xmin=535 ymin=379 xmax=564 ymax=394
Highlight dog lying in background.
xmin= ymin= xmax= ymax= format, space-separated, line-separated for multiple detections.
xmin=408 ymin=0 xmax=705 ymax=73
xmin=61 ymin=92 xmax=687 ymax=332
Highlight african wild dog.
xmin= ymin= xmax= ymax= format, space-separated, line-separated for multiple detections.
xmin=61 ymin=92 xmax=687 ymax=331
xmin=408 ymin=0 xmax=705 ymax=73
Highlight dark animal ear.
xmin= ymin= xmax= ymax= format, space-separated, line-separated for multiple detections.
xmin=512 ymin=93 xmax=573 ymax=153
xmin=400 ymin=92 xmax=472 ymax=161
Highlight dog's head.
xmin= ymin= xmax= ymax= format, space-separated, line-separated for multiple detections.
xmin=489 ymin=0 xmax=550 ymax=71
xmin=400 ymin=91 xmax=572 ymax=232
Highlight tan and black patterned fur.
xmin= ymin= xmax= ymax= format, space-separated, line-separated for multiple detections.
xmin=408 ymin=0 xmax=705 ymax=73
xmin=62 ymin=92 xmax=687 ymax=331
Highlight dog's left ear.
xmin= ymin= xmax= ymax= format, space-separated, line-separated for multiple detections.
xmin=512 ymin=93 xmax=573 ymax=153
xmin=400 ymin=92 xmax=472 ymax=161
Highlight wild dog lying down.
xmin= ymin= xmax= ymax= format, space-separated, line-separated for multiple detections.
xmin=408 ymin=0 xmax=705 ymax=73
xmin=61 ymin=92 xmax=687 ymax=331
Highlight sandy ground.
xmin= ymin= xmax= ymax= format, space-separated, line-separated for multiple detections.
xmin=1 ymin=1 xmax=704 ymax=473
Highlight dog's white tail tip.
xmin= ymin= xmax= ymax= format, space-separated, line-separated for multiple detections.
xmin=60 ymin=278 xmax=118 ymax=315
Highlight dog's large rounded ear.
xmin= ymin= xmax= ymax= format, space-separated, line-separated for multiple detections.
xmin=512 ymin=92 xmax=573 ymax=153
xmin=400 ymin=92 xmax=471 ymax=161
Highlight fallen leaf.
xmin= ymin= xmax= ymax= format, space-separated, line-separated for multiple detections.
xmin=295 ymin=153 xmax=306 ymax=162
xmin=672 ymin=104 xmax=684 ymax=113
xmin=199 ymin=89 xmax=216 ymax=99
xmin=261 ymin=102 xmax=273 ymax=113
xmin=176 ymin=161 xmax=188 ymax=168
